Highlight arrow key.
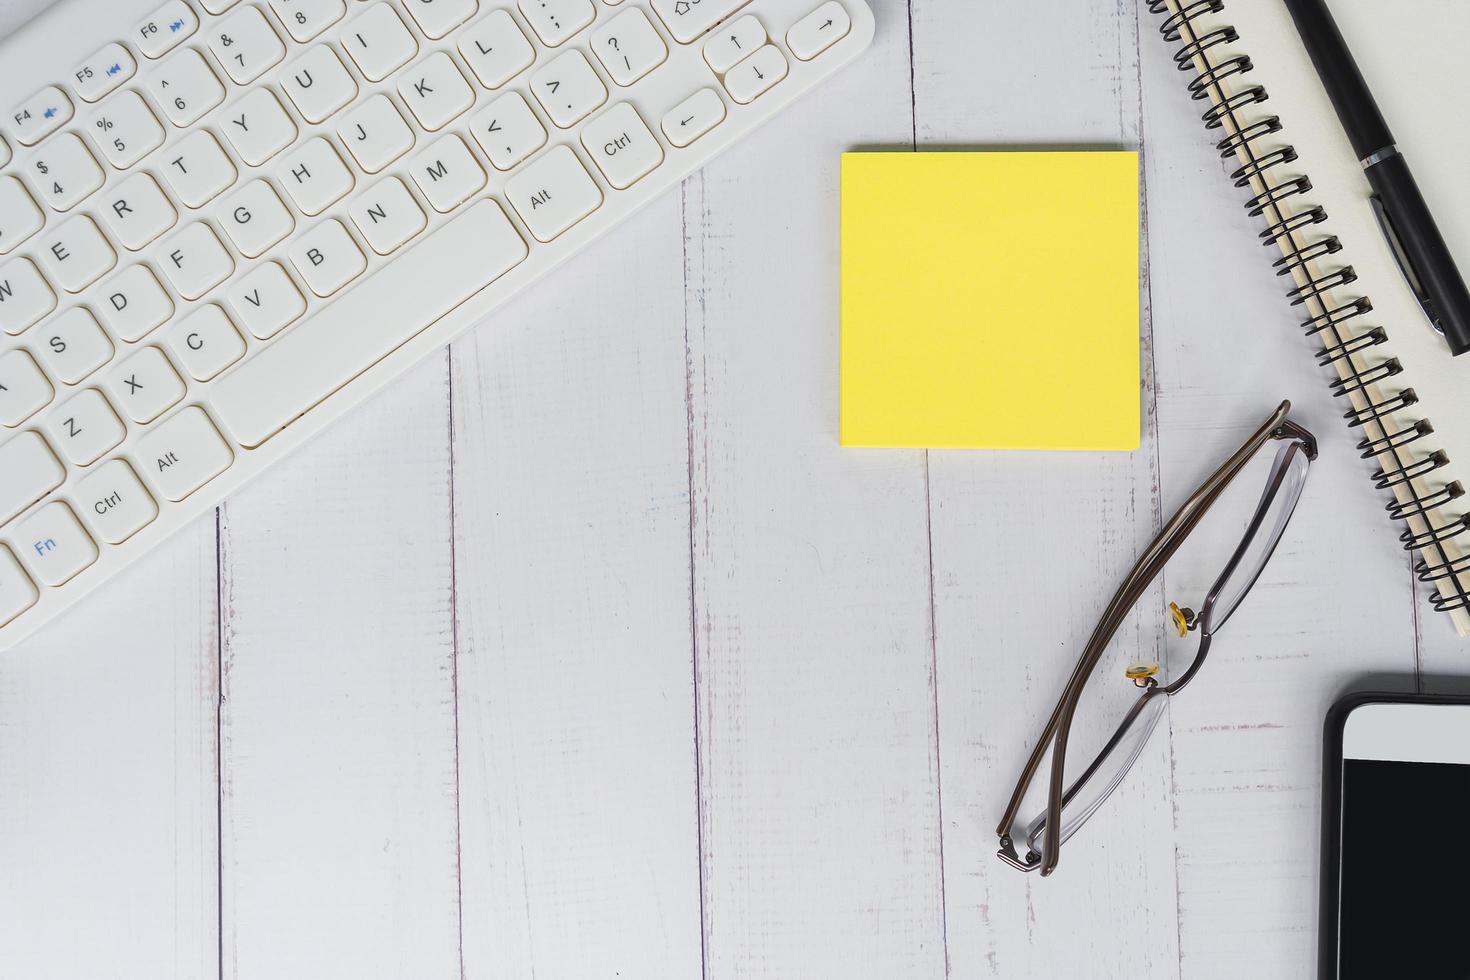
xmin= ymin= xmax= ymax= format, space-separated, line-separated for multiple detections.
xmin=661 ymin=88 xmax=726 ymax=148
xmin=787 ymin=2 xmax=852 ymax=61
xmin=723 ymin=45 xmax=787 ymax=106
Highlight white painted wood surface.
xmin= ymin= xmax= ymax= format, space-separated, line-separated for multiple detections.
xmin=0 ymin=0 xmax=1459 ymax=977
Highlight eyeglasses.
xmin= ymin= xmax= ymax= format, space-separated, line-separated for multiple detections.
xmin=995 ymin=400 xmax=1317 ymax=877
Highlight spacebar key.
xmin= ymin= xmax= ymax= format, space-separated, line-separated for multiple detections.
xmin=212 ymin=201 xmax=528 ymax=448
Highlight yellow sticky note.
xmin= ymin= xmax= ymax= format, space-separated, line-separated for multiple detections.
xmin=840 ymin=151 xmax=1140 ymax=450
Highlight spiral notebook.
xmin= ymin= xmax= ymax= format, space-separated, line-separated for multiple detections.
xmin=1148 ymin=0 xmax=1470 ymax=635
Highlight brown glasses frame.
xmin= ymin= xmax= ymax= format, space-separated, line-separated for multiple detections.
xmin=995 ymin=400 xmax=1318 ymax=876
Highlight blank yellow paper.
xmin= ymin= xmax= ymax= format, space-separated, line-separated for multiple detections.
xmin=840 ymin=151 xmax=1140 ymax=450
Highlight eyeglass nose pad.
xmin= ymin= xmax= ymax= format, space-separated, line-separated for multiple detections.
xmin=1168 ymin=601 xmax=1197 ymax=637
xmin=1125 ymin=661 xmax=1160 ymax=688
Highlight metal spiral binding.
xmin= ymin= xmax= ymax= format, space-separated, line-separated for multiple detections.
xmin=1148 ymin=0 xmax=1470 ymax=613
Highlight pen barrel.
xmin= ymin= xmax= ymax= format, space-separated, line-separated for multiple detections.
xmin=1282 ymin=0 xmax=1393 ymax=159
xmin=1368 ymin=156 xmax=1470 ymax=357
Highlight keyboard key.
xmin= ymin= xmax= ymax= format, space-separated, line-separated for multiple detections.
xmin=593 ymin=8 xmax=668 ymax=86
xmin=38 ymin=307 xmax=113 ymax=384
xmin=160 ymin=222 xmax=234 ymax=300
xmin=37 ymin=215 xmax=116 ymax=293
xmin=338 ymin=95 xmax=415 ymax=173
xmin=212 ymin=200 xmax=527 ymax=448
xmin=97 ymin=265 xmax=174 ymax=341
xmin=268 ymin=0 xmax=347 ymax=43
xmin=398 ymin=52 xmax=475 ymax=131
xmin=0 ymin=257 xmax=57 ymax=335
xmin=26 ymin=134 xmax=104 ymax=213
xmin=0 ymin=349 xmax=53 ymax=426
xmin=787 ymin=2 xmax=850 ymax=60
xmin=652 ymin=0 xmax=749 ymax=44
xmin=169 ymin=304 xmax=246 ymax=381
xmin=135 ymin=0 xmax=199 ymax=58
xmin=16 ymin=501 xmax=97 ymax=587
xmin=227 ymin=261 xmax=305 ymax=338
xmin=221 ymin=88 xmax=297 ymax=167
xmin=409 ymin=134 xmax=485 ymax=213
xmin=88 ymin=91 xmax=166 ymax=169
xmin=0 ymin=431 xmax=65 ymax=525
xmin=99 ymin=172 xmax=177 ymax=250
xmin=288 ymin=219 xmax=366 ymax=296
xmin=283 ymin=46 xmax=358 ymax=124
xmin=0 ymin=546 xmax=38 ymax=626
xmin=161 ymin=130 xmax=237 ymax=208
xmin=582 ymin=103 xmax=663 ymax=189
xmin=209 ymin=5 xmax=287 ymax=83
xmin=342 ymin=3 xmax=418 ymax=82
xmin=107 ymin=345 xmax=186 ymax=423
xmin=0 ymin=176 xmax=45 ymax=254
xmin=458 ymin=10 xmax=535 ymax=89
xmin=76 ymin=459 xmax=158 ymax=544
xmin=703 ymin=14 xmax=764 ymax=73
xmin=349 ymin=176 xmax=427 ymax=254
xmin=278 ymin=137 xmax=354 ymax=216
xmin=47 ymin=388 xmax=126 ymax=466
xmin=506 ymin=144 xmax=602 ymax=242
xmin=470 ymin=92 xmax=546 ymax=171
xmin=0 ymin=136 xmax=8 ymax=168
xmin=724 ymin=44 xmax=787 ymax=104
xmin=531 ymin=50 xmax=607 ymax=128
xmin=135 ymin=406 xmax=233 ymax=501
xmin=9 ymin=86 xmax=73 ymax=146
xmin=150 ymin=49 xmax=226 ymax=128
xmin=518 ymin=0 xmax=594 ymax=47
xmin=220 ymin=179 xmax=294 ymax=257
xmin=72 ymin=43 xmax=137 ymax=103
xmin=403 ymin=0 xmax=478 ymax=39
xmin=662 ymin=87 xmax=725 ymax=147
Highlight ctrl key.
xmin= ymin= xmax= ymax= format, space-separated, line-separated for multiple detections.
xmin=16 ymin=502 xmax=98 ymax=588
xmin=0 ymin=544 xmax=39 ymax=626
xmin=136 ymin=406 xmax=234 ymax=502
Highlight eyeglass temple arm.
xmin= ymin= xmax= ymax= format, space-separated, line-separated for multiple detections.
xmin=995 ymin=402 xmax=1296 ymax=850
xmin=1036 ymin=405 xmax=1304 ymax=874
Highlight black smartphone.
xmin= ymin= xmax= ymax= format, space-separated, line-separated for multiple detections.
xmin=1320 ymin=691 xmax=1470 ymax=978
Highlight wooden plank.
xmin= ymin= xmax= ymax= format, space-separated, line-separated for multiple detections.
xmin=912 ymin=1 xmax=1183 ymax=976
xmin=0 ymin=527 xmax=218 ymax=980
xmin=1137 ymin=8 xmax=1419 ymax=977
xmin=684 ymin=4 xmax=946 ymax=976
xmin=217 ymin=361 xmax=461 ymax=980
xmin=2 ymin=0 xmax=218 ymax=969
xmin=450 ymin=195 xmax=703 ymax=979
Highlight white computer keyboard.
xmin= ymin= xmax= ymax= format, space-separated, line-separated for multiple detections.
xmin=0 ymin=0 xmax=874 ymax=650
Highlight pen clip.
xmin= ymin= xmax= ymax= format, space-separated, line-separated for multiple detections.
xmin=1371 ymin=193 xmax=1447 ymax=339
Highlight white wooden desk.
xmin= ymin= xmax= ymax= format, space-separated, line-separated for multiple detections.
xmin=0 ymin=1 xmax=1457 ymax=977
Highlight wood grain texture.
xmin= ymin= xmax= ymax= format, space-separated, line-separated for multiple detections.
xmin=683 ymin=5 xmax=945 ymax=977
xmin=913 ymin=2 xmax=1181 ymax=977
xmin=0 ymin=526 xmax=218 ymax=980
xmin=216 ymin=360 xmax=461 ymax=980
xmin=450 ymin=194 xmax=704 ymax=980
xmin=0 ymin=0 xmax=1460 ymax=977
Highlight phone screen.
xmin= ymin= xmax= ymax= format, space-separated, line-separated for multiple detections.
xmin=1339 ymin=706 xmax=1470 ymax=977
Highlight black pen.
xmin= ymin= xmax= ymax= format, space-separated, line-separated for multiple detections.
xmin=1283 ymin=0 xmax=1470 ymax=356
